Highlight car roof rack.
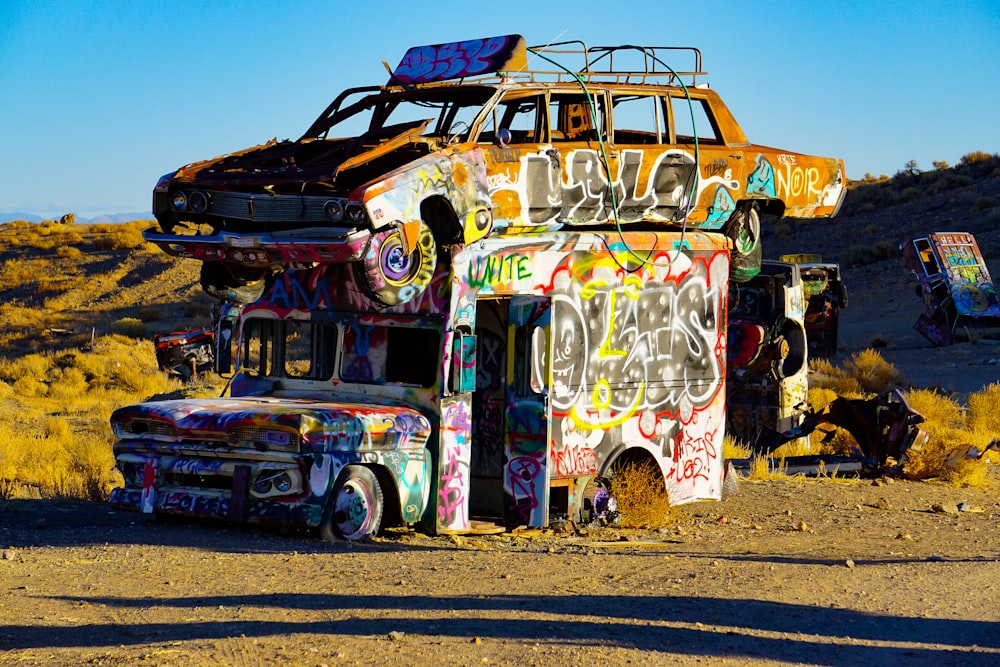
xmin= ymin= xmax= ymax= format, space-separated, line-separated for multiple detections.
xmin=515 ymin=41 xmax=706 ymax=86
xmin=387 ymin=36 xmax=706 ymax=89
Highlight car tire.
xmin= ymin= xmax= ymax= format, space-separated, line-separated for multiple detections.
xmin=725 ymin=205 xmax=762 ymax=283
xmin=199 ymin=262 xmax=267 ymax=303
xmin=320 ymin=465 xmax=384 ymax=542
xmin=355 ymin=223 xmax=437 ymax=306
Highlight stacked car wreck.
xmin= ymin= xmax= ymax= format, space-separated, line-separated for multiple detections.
xmin=110 ymin=35 xmax=846 ymax=540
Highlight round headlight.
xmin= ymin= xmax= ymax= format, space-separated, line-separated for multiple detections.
xmin=252 ymin=477 xmax=273 ymax=495
xmin=274 ymin=473 xmax=292 ymax=493
xmin=170 ymin=192 xmax=188 ymax=212
xmin=323 ymin=200 xmax=344 ymax=222
xmin=188 ymin=191 xmax=208 ymax=214
xmin=345 ymin=203 xmax=366 ymax=224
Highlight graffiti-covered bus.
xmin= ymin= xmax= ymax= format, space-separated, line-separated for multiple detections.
xmin=109 ymin=230 xmax=729 ymax=539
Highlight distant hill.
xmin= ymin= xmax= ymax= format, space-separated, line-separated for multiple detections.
xmin=0 ymin=211 xmax=152 ymax=224
xmin=762 ymin=152 xmax=1000 ymax=266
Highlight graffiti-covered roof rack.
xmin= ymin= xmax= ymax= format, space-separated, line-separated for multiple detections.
xmin=389 ymin=35 xmax=708 ymax=87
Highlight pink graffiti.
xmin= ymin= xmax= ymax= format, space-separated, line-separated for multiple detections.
xmin=437 ymin=445 xmax=467 ymax=526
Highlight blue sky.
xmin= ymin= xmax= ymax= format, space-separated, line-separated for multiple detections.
xmin=1 ymin=0 xmax=997 ymax=219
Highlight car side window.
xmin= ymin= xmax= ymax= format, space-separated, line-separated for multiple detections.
xmin=670 ymin=95 xmax=720 ymax=144
xmin=480 ymin=94 xmax=545 ymax=144
xmin=610 ymin=93 xmax=665 ymax=144
xmin=549 ymin=93 xmax=606 ymax=142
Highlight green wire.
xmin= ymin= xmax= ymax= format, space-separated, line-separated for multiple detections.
xmin=526 ymin=45 xmax=701 ymax=269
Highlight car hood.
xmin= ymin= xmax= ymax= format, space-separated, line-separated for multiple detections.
xmin=110 ymin=396 xmax=432 ymax=454
xmin=170 ymin=124 xmax=442 ymax=193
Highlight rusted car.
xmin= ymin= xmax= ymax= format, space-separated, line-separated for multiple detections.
xmin=144 ymin=35 xmax=846 ymax=303
xmin=153 ymin=327 xmax=215 ymax=381
xmin=726 ymin=259 xmax=810 ymax=452
xmin=902 ymin=232 xmax=1000 ymax=345
xmin=779 ymin=253 xmax=848 ymax=357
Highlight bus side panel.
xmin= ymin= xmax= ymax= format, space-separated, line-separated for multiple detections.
xmin=462 ymin=232 xmax=729 ymax=506
xmin=547 ymin=245 xmax=729 ymax=505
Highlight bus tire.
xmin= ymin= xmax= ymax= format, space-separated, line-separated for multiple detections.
xmin=356 ymin=223 xmax=436 ymax=306
xmin=320 ymin=465 xmax=384 ymax=542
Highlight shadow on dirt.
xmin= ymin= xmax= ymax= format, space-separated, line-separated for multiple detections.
xmin=3 ymin=593 xmax=996 ymax=661
xmin=0 ymin=499 xmax=445 ymax=554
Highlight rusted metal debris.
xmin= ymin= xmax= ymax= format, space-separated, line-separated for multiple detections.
xmin=730 ymin=388 xmax=928 ymax=477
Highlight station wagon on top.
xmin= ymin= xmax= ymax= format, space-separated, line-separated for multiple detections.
xmin=146 ymin=35 xmax=846 ymax=304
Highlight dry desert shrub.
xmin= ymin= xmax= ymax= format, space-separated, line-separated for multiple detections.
xmin=0 ymin=336 xmax=176 ymax=499
xmin=808 ymin=357 xmax=862 ymax=396
xmin=89 ymin=221 xmax=149 ymax=251
xmin=56 ymin=245 xmax=84 ymax=261
xmin=0 ymin=418 xmax=119 ymax=500
xmin=609 ymin=460 xmax=676 ymax=529
xmin=110 ymin=317 xmax=149 ymax=338
xmin=900 ymin=388 xmax=994 ymax=486
xmin=810 ymin=349 xmax=904 ymax=396
xmin=844 ymin=349 xmax=905 ymax=393
xmin=967 ymin=382 xmax=1000 ymax=438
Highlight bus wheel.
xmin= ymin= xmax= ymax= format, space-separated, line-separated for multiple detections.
xmin=356 ymin=223 xmax=436 ymax=306
xmin=199 ymin=262 xmax=267 ymax=303
xmin=321 ymin=465 xmax=384 ymax=542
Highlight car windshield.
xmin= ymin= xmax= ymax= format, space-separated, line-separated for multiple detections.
xmin=304 ymin=86 xmax=497 ymax=143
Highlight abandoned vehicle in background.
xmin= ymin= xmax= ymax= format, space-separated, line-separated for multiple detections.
xmin=152 ymin=327 xmax=215 ymax=382
xmin=110 ymin=36 xmax=846 ymax=540
xmin=779 ymin=254 xmax=848 ymax=357
xmin=726 ymin=259 xmax=810 ymax=453
xmin=902 ymin=232 xmax=1000 ymax=345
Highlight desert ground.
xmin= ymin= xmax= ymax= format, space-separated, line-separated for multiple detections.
xmin=2 ymin=266 xmax=1000 ymax=666
xmin=2 ymin=463 xmax=999 ymax=666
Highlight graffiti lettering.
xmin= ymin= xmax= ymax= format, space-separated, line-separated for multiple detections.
xmin=438 ymin=445 xmax=467 ymax=527
xmin=550 ymin=442 xmax=598 ymax=477
xmin=549 ymin=253 xmax=726 ymax=425
xmin=393 ymin=36 xmax=517 ymax=84
xmin=467 ymin=253 xmax=532 ymax=289
xmin=491 ymin=149 xmax=694 ymax=226
xmin=775 ymin=154 xmax=822 ymax=201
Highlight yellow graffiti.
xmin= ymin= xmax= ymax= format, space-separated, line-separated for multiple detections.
xmin=597 ymin=275 xmax=642 ymax=360
xmin=571 ymin=380 xmax=646 ymax=430
xmin=776 ymin=162 xmax=823 ymax=201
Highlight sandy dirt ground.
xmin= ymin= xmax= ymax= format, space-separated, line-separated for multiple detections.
xmin=2 ymin=465 xmax=1000 ymax=666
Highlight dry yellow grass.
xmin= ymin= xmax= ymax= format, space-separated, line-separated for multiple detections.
xmin=746 ymin=454 xmax=789 ymax=481
xmin=799 ymin=351 xmax=994 ymax=485
xmin=610 ymin=461 xmax=677 ymax=529
xmin=722 ymin=434 xmax=753 ymax=460
xmin=0 ymin=330 xmax=224 ymax=500
xmin=899 ymin=388 xmax=996 ymax=486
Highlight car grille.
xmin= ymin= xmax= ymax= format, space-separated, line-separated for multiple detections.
xmin=208 ymin=192 xmax=335 ymax=223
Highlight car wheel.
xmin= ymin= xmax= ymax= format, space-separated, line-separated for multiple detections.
xmin=355 ymin=223 xmax=437 ymax=306
xmin=199 ymin=262 xmax=267 ymax=303
xmin=725 ymin=205 xmax=761 ymax=283
xmin=320 ymin=465 xmax=384 ymax=542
